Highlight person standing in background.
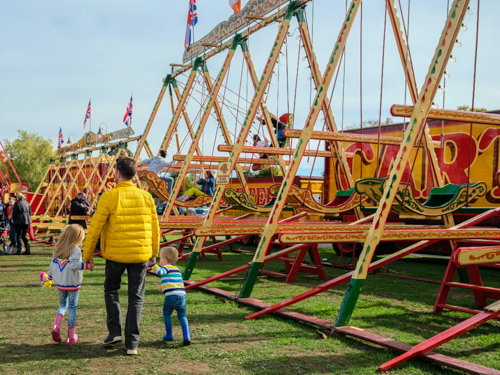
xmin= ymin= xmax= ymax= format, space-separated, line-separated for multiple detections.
xmin=12 ymin=192 xmax=31 ymax=255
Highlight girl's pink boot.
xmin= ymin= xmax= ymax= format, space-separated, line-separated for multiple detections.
xmin=51 ymin=314 xmax=64 ymax=343
xmin=66 ymin=325 xmax=78 ymax=345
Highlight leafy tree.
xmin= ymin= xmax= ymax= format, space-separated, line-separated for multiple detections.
xmin=255 ymin=165 xmax=282 ymax=177
xmin=3 ymin=130 xmax=55 ymax=190
xmin=167 ymin=172 xmax=194 ymax=194
xmin=457 ymin=105 xmax=487 ymax=112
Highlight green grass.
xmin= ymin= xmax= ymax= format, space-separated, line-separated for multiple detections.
xmin=0 ymin=240 xmax=499 ymax=374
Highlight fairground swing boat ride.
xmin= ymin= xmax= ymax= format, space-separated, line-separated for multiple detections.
xmin=30 ymin=0 xmax=500 ymax=372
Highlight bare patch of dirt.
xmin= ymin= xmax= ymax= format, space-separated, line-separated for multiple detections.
xmin=157 ymin=358 xmax=214 ymax=374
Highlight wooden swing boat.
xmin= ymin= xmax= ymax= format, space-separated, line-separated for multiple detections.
xmin=139 ymin=170 xmax=214 ymax=208
xmin=222 ymin=187 xmax=277 ymax=213
xmin=355 ymin=177 xmax=488 ymax=217
xmin=269 ymin=184 xmax=368 ymax=215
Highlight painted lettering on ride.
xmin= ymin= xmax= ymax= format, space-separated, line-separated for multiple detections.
xmin=331 ymin=124 xmax=500 ymax=205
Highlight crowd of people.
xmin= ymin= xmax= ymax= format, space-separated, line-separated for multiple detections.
xmin=1 ymin=192 xmax=32 ymax=255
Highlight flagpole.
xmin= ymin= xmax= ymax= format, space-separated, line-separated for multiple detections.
xmin=89 ymin=98 xmax=92 ymax=132
xmin=130 ymin=93 xmax=133 ymax=128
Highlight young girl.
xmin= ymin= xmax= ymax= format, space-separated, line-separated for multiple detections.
xmin=178 ymin=168 xmax=215 ymax=201
xmin=150 ymin=247 xmax=190 ymax=346
xmin=41 ymin=224 xmax=93 ymax=345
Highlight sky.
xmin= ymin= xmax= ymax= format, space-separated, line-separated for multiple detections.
xmin=1 ymin=0 xmax=498 ymax=175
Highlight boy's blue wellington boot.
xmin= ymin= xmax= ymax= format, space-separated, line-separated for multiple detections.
xmin=181 ymin=324 xmax=190 ymax=346
xmin=162 ymin=322 xmax=173 ymax=341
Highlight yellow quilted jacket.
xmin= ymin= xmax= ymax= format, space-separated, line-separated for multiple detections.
xmin=83 ymin=181 xmax=159 ymax=263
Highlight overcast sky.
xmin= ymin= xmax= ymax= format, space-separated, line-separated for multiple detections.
xmin=1 ymin=0 xmax=498 ymax=173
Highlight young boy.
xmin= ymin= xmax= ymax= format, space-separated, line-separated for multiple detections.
xmin=150 ymin=247 xmax=190 ymax=346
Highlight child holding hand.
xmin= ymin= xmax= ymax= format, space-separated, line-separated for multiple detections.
xmin=150 ymin=246 xmax=190 ymax=346
xmin=41 ymin=224 xmax=93 ymax=345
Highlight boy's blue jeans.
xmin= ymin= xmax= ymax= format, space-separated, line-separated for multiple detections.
xmin=163 ymin=294 xmax=188 ymax=327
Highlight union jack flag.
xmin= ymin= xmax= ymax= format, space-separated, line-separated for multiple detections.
xmin=185 ymin=0 xmax=198 ymax=49
xmin=83 ymin=100 xmax=91 ymax=129
xmin=58 ymin=127 xmax=64 ymax=149
xmin=123 ymin=95 xmax=133 ymax=127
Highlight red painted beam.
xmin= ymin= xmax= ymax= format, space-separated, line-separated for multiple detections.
xmin=379 ymin=310 xmax=500 ymax=371
xmin=183 ymin=279 xmax=500 ymax=375
xmin=185 ymin=244 xmax=308 ymax=290
xmin=245 ymin=239 xmax=439 ymax=320
xmin=337 ymin=326 xmax=500 ymax=375
xmin=185 ymin=264 xmax=249 ymax=290
xmin=178 ymin=234 xmax=250 ymax=262
xmin=246 ymin=207 xmax=500 ymax=320
xmin=160 ymin=233 xmax=194 ymax=248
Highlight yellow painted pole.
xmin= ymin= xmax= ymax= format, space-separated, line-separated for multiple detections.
xmin=335 ymin=0 xmax=470 ymax=326
xmin=238 ymin=0 xmax=363 ymax=298
xmin=183 ymin=2 xmax=297 ymax=280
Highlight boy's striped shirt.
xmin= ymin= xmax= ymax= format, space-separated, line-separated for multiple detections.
xmin=152 ymin=264 xmax=186 ymax=296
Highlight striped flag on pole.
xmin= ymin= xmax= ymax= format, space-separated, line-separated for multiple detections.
xmin=58 ymin=127 xmax=64 ymax=149
xmin=185 ymin=0 xmax=198 ymax=49
xmin=83 ymin=100 xmax=91 ymax=130
xmin=228 ymin=0 xmax=241 ymax=13
xmin=123 ymin=95 xmax=133 ymax=127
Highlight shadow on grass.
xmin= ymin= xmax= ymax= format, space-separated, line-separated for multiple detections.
xmin=0 ymin=264 xmax=45 ymax=268
xmin=0 ymin=284 xmax=44 ymax=289
xmin=0 ymin=342 xmax=125 ymax=365
xmin=239 ymin=353 xmax=374 ymax=375
xmin=139 ymin=333 xmax=275 ymax=349
xmin=1 ymin=305 xmax=54 ymax=312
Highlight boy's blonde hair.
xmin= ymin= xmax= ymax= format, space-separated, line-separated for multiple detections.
xmin=160 ymin=247 xmax=179 ymax=264
xmin=53 ymin=224 xmax=85 ymax=259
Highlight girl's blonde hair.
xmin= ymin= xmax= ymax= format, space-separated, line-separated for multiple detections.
xmin=16 ymin=192 xmax=25 ymax=200
xmin=53 ymin=224 xmax=85 ymax=259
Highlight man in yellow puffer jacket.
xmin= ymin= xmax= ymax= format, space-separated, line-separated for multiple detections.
xmin=83 ymin=156 xmax=159 ymax=355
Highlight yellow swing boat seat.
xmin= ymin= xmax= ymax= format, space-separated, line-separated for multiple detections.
xmin=355 ymin=177 xmax=487 ymax=216
xmin=139 ymin=171 xmax=213 ymax=208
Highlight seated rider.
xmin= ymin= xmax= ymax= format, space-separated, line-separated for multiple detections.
xmin=139 ymin=150 xmax=175 ymax=193
xmin=178 ymin=169 xmax=215 ymax=201
xmin=253 ymin=134 xmax=270 ymax=158
xmin=259 ymin=113 xmax=289 ymax=148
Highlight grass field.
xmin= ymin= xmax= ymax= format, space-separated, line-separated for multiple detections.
xmin=0 ymin=240 xmax=499 ymax=374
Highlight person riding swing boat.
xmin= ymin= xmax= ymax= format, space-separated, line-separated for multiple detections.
xmin=178 ymin=168 xmax=215 ymax=201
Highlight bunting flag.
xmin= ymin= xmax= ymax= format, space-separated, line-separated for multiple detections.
xmin=58 ymin=127 xmax=64 ymax=149
xmin=123 ymin=95 xmax=133 ymax=127
xmin=185 ymin=0 xmax=198 ymax=49
xmin=229 ymin=0 xmax=242 ymax=13
xmin=83 ymin=100 xmax=91 ymax=130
